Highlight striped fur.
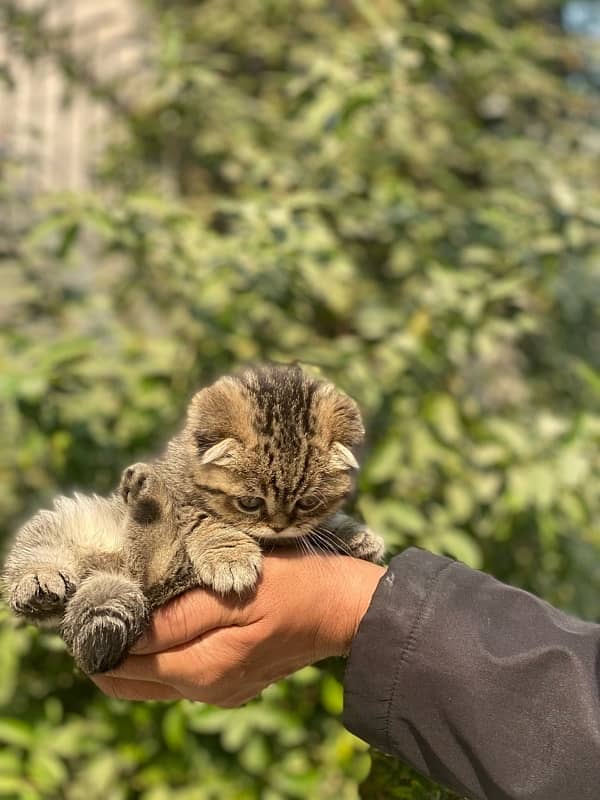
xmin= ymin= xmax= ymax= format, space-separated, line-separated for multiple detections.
xmin=2 ymin=365 xmax=383 ymax=674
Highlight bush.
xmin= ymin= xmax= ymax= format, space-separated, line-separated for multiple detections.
xmin=1 ymin=1 xmax=599 ymax=797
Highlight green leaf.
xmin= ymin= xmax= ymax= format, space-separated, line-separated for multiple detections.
xmin=162 ymin=704 xmax=187 ymax=751
xmin=0 ymin=720 xmax=33 ymax=750
xmin=320 ymin=675 xmax=343 ymax=716
xmin=431 ymin=530 xmax=482 ymax=569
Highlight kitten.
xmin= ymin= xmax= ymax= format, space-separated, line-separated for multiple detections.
xmin=3 ymin=365 xmax=384 ymax=674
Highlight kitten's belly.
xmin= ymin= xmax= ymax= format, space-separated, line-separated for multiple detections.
xmin=57 ymin=493 xmax=126 ymax=554
xmin=144 ymin=537 xmax=182 ymax=587
xmin=77 ymin=526 xmax=125 ymax=554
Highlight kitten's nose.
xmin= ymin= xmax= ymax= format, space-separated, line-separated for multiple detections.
xmin=271 ymin=515 xmax=288 ymax=533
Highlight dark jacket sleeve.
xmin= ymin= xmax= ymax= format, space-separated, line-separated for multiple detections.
xmin=343 ymin=547 xmax=600 ymax=800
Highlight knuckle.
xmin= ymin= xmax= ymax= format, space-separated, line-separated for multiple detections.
xmin=219 ymin=698 xmax=244 ymax=709
xmin=159 ymin=597 xmax=191 ymax=643
xmin=94 ymin=676 xmax=124 ymax=699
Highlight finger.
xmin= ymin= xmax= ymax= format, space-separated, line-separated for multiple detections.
xmin=131 ymin=587 xmax=254 ymax=654
xmin=92 ymin=674 xmax=183 ymax=701
xmin=109 ymin=630 xmax=226 ymax=683
xmin=110 ymin=625 xmax=252 ymax=685
xmin=106 ymin=651 xmax=189 ymax=683
xmin=94 ymin=672 xmax=259 ymax=708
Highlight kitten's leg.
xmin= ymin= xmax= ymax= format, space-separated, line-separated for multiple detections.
xmin=61 ymin=572 xmax=148 ymax=674
xmin=119 ymin=462 xmax=201 ymax=607
xmin=119 ymin=462 xmax=183 ymax=589
xmin=5 ymin=546 xmax=79 ymax=626
xmin=119 ymin=462 xmax=170 ymax=527
xmin=185 ymin=523 xmax=263 ymax=595
xmin=121 ymin=463 xmax=262 ymax=596
xmin=313 ymin=513 xmax=385 ymax=564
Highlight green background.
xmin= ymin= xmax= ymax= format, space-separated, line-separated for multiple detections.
xmin=1 ymin=1 xmax=600 ymax=797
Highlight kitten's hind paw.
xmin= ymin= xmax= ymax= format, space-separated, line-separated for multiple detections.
xmin=10 ymin=568 xmax=76 ymax=618
xmin=119 ymin=462 xmax=163 ymax=524
xmin=68 ymin=613 xmax=139 ymax=674
xmin=61 ymin=573 xmax=149 ymax=674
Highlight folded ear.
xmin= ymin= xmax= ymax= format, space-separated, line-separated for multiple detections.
xmin=199 ymin=437 xmax=240 ymax=466
xmin=313 ymin=384 xmax=365 ymax=449
xmin=330 ymin=441 xmax=359 ymax=471
xmin=186 ymin=376 xmax=254 ymax=453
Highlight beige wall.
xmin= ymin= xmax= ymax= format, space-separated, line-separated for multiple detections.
xmin=0 ymin=0 xmax=143 ymax=191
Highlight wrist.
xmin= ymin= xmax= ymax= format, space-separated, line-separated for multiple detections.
xmin=324 ymin=558 xmax=386 ymax=658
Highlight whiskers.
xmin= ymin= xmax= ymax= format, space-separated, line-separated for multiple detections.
xmin=288 ymin=524 xmax=353 ymax=584
xmin=295 ymin=532 xmax=336 ymax=583
xmin=312 ymin=524 xmax=354 ymax=557
xmin=234 ymin=518 xmax=352 ymax=580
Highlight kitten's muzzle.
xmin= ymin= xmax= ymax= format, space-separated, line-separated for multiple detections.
xmin=254 ymin=525 xmax=304 ymax=541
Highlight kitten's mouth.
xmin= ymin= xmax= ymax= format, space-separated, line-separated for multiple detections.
xmin=255 ymin=527 xmax=304 ymax=541
xmin=254 ymin=526 xmax=309 ymax=543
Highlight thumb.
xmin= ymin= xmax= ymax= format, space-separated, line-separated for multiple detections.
xmin=131 ymin=586 xmax=255 ymax=654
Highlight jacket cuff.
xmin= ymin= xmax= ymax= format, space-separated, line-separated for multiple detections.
xmin=342 ymin=547 xmax=454 ymax=753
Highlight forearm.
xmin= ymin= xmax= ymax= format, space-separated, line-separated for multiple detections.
xmin=343 ymin=548 xmax=600 ymax=800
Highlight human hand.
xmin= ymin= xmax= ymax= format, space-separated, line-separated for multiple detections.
xmin=92 ymin=550 xmax=386 ymax=706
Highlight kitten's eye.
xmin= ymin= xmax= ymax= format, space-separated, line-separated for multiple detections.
xmin=236 ymin=496 xmax=264 ymax=512
xmin=295 ymin=495 xmax=321 ymax=512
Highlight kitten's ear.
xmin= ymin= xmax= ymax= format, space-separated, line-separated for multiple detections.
xmin=331 ymin=441 xmax=359 ymax=471
xmin=314 ymin=384 xmax=365 ymax=449
xmin=187 ymin=377 xmax=240 ymax=427
xmin=199 ymin=437 xmax=239 ymax=466
xmin=186 ymin=376 xmax=253 ymax=451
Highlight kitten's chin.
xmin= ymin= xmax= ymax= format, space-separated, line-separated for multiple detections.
xmin=253 ymin=526 xmax=305 ymax=542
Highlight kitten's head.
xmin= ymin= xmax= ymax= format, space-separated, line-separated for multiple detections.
xmin=182 ymin=365 xmax=364 ymax=541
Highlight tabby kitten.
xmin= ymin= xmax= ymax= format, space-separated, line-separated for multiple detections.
xmin=3 ymin=365 xmax=384 ymax=674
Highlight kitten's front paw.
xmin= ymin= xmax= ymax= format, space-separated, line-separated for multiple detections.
xmin=120 ymin=462 xmax=162 ymax=524
xmin=316 ymin=515 xmax=385 ymax=564
xmin=194 ymin=541 xmax=263 ymax=595
xmin=10 ymin=569 xmax=76 ymax=617
xmin=347 ymin=526 xmax=386 ymax=564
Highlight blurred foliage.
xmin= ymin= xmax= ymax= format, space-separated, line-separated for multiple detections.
xmin=359 ymin=751 xmax=461 ymax=800
xmin=1 ymin=0 xmax=600 ymax=797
